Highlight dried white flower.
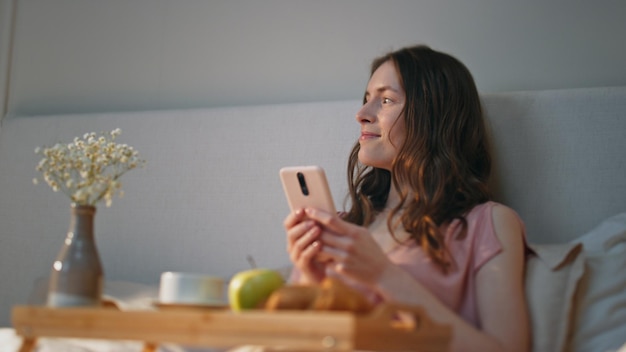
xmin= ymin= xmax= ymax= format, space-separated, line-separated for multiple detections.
xmin=34 ymin=129 xmax=145 ymax=207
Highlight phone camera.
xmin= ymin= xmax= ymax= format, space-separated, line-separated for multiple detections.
xmin=297 ymin=172 xmax=309 ymax=196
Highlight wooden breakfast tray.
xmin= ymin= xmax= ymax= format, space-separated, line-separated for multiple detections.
xmin=12 ymin=304 xmax=451 ymax=351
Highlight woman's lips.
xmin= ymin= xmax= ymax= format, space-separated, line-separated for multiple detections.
xmin=360 ymin=132 xmax=380 ymax=141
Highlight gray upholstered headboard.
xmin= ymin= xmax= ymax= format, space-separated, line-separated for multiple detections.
xmin=482 ymin=86 xmax=626 ymax=243
xmin=0 ymin=86 xmax=625 ymax=326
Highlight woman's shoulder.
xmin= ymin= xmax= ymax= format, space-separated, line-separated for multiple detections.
xmin=466 ymin=201 xmax=523 ymax=225
xmin=457 ymin=202 xmax=527 ymax=271
xmin=467 ymin=201 xmax=526 ymax=248
xmin=462 ymin=201 xmax=526 ymax=246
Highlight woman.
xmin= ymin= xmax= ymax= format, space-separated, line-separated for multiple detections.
xmin=284 ymin=45 xmax=529 ymax=352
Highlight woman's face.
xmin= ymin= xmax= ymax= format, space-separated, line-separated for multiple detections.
xmin=355 ymin=60 xmax=406 ymax=171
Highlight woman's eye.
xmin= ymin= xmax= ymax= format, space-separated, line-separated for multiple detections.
xmin=382 ymin=97 xmax=393 ymax=104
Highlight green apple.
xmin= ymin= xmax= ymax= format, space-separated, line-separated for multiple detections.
xmin=228 ymin=268 xmax=285 ymax=311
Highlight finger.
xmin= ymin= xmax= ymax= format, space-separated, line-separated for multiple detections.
xmin=289 ymin=223 xmax=321 ymax=258
xmin=319 ymin=232 xmax=354 ymax=252
xmin=293 ymin=239 xmax=322 ymax=272
xmin=304 ymin=208 xmax=359 ymax=237
xmin=318 ymin=244 xmax=347 ymax=263
xmin=286 ymin=220 xmax=316 ymax=249
xmin=299 ymin=240 xmax=322 ymax=264
xmin=297 ymin=241 xmax=325 ymax=282
xmin=283 ymin=208 xmax=306 ymax=230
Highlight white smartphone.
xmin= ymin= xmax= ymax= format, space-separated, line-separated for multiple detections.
xmin=279 ymin=166 xmax=336 ymax=213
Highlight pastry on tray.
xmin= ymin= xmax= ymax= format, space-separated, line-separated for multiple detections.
xmin=264 ymin=277 xmax=372 ymax=313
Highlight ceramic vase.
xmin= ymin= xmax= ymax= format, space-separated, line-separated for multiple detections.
xmin=47 ymin=204 xmax=103 ymax=307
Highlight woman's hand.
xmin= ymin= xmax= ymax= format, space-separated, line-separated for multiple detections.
xmin=284 ymin=208 xmax=327 ymax=284
xmin=303 ymin=207 xmax=393 ymax=288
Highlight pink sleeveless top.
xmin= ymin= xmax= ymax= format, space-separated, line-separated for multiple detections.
xmin=384 ymin=201 xmax=517 ymax=327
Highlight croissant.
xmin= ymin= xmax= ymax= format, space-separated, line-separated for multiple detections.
xmin=310 ymin=277 xmax=372 ymax=313
xmin=264 ymin=285 xmax=319 ymax=310
xmin=264 ymin=277 xmax=372 ymax=314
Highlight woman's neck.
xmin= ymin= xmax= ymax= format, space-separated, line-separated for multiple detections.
xmin=385 ymin=182 xmax=405 ymax=210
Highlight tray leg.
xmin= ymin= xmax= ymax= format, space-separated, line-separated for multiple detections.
xmin=143 ymin=342 xmax=158 ymax=352
xmin=18 ymin=337 xmax=37 ymax=352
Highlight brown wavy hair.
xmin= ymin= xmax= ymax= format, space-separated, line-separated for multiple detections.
xmin=343 ymin=45 xmax=492 ymax=272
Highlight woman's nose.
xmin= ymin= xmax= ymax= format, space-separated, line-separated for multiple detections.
xmin=355 ymin=101 xmax=375 ymax=124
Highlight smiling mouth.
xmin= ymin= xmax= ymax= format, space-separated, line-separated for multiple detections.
xmin=360 ymin=132 xmax=381 ymax=140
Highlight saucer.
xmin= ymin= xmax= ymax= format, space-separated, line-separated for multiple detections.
xmin=153 ymin=300 xmax=228 ymax=311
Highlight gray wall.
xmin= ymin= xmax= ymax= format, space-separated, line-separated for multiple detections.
xmin=1 ymin=0 xmax=626 ymax=118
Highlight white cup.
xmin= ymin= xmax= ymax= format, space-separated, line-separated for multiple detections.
xmin=158 ymin=272 xmax=225 ymax=305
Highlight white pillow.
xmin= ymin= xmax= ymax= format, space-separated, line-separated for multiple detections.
xmin=525 ymin=242 xmax=586 ymax=352
xmin=568 ymin=213 xmax=626 ymax=352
